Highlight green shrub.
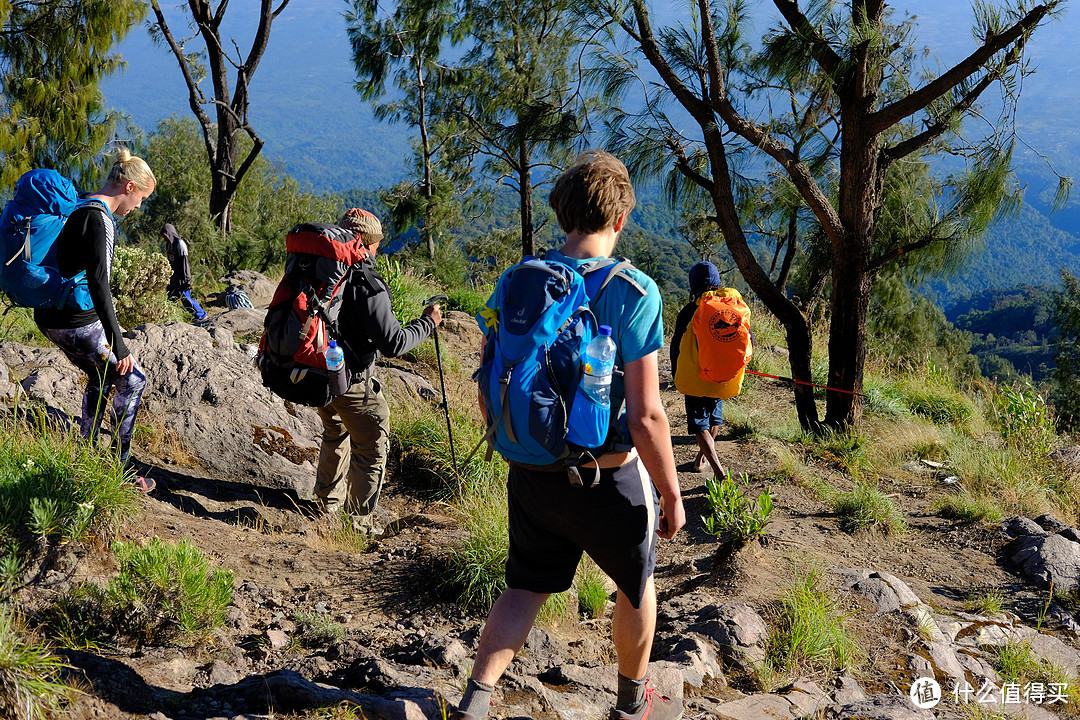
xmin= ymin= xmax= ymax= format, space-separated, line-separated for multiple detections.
xmin=47 ymin=538 xmax=233 ymax=647
xmin=110 ymin=245 xmax=182 ymax=328
xmin=0 ymin=605 xmax=74 ymax=719
xmin=376 ymin=255 xmax=439 ymax=325
xmin=447 ymin=286 xmax=489 ymax=317
xmin=701 ymin=472 xmax=773 ymax=542
xmin=760 ymin=565 xmax=863 ymax=686
xmin=833 ymin=482 xmax=907 ymax=535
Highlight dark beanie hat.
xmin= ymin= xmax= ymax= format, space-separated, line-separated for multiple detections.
xmin=689 ymin=261 xmax=721 ymax=295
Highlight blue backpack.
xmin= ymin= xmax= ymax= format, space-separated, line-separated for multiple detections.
xmin=0 ymin=168 xmax=104 ymax=310
xmin=471 ymin=252 xmax=646 ymax=484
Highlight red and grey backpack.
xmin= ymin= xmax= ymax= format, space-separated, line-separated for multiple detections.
xmin=258 ymin=222 xmax=371 ymax=406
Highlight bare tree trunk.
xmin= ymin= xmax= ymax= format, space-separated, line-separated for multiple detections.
xmin=416 ymin=53 xmax=436 ymax=258
xmin=150 ymin=0 xmax=286 ymax=233
xmin=519 ymin=140 xmax=534 ymax=258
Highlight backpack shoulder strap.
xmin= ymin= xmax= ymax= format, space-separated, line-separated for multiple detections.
xmin=581 ymin=256 xmax=648 ymax=300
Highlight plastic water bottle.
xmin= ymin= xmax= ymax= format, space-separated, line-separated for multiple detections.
xmin=566 ymin=325 xmax=616 ymax=448
xmin=324 ymin=339 xmax=348 ymax=396
xmin=581 ymin=325 xmax=616 ymax=405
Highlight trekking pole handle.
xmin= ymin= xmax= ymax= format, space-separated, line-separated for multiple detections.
xmin=424 ymin=294 xmax=449 ymax=307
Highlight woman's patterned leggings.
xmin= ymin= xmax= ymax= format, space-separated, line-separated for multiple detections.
xmin=40 ymin=321 xmax=146 ymax=464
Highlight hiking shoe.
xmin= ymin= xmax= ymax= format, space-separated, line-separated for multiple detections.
xmin=350 ymin=513 xmax=384 ymax=537
xmin=609 ymin=685 xmax=682 ymax=720
xmin=132 ymin=475 xmax=156 ymax=493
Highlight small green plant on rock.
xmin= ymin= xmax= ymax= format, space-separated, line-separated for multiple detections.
xmin=993 ymin=640 xmax=1079 ymax=705
xmin=702 ymin=471 xmax=774 ymax=543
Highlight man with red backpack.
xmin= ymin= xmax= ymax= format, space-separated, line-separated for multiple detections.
xmin=314 ymin=208 xmax=441 ymax=533
xmin=670 ymin=261 xmax=753 ymax=480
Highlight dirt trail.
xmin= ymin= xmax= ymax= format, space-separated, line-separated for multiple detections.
xmin=56 ymin=365 xmax=1060 ymax=719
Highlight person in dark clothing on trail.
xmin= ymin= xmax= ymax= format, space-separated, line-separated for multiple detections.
xmin=162 ymin=223 xmax=207 ymax=320
xmin=34 ymin=147 xmax=157 ymax=492
xmin=314 ymin=207 xmax=442 ymax=534
xmin=670 ymin=261 xmax=727 ymax=479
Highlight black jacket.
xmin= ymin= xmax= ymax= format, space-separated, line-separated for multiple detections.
xmin=336 ymin=262 xmax=434 ymax=382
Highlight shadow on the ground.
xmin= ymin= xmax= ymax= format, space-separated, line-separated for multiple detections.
xmin=130 ymin=458 xmax=317 ymax=526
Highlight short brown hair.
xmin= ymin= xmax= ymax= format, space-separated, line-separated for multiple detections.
xmin=548 ymin=150 xmax=636 ymax=234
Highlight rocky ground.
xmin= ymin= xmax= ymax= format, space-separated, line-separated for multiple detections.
xmin=6 ymin=290 xmax=1080 ymax=720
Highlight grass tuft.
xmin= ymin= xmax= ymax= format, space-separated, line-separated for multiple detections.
xmin=833 ymin=481 xmax=907 ymax=535
xmin=758 ymin=564 xmax=863 ymax=688
xmin=0 ymin=605 xmax=75 ymax=719
xmin=933 ymin=493 xmax=1004 ymax=524
xmin=575 ymin=560 xmax=610 ymax=620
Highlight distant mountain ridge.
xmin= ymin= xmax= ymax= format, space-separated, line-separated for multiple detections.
xmin=100 ymin=1 xmax=1080 ymax=304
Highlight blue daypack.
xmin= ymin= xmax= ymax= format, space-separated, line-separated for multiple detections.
xmin=471 ymin=252 xmax=646 ymax=484
xmin=0 ymin=168 xmax=104 ymax=310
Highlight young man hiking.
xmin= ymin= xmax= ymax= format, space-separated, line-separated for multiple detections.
xmin=457 ymin=150 xmax=685 ymax=720
xmin=314 ymin=208 xmax=441 ymax=534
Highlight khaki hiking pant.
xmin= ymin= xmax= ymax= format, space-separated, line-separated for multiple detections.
xmin=315 ymin=375 xmax=390 ymax=516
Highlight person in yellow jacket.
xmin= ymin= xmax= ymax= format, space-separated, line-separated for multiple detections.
xmin=670 ymin=261 xmax=753 ymax=478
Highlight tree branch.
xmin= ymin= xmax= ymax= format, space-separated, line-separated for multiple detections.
xmin=771 ymin=0 xmax=843 ymax=77
xmin=869 ymin=3 xmax=1053 ymax=133
xmin=150 ymin=1 xmax=216 ymax=167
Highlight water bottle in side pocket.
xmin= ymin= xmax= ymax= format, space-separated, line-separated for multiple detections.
xmin=566 ymin=325 xmax=616 ymax=448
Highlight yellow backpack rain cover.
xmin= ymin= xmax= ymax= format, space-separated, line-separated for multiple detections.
xmin=674 ymin=288 xmax=752 ymax=400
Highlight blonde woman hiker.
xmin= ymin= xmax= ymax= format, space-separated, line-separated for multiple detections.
xmin=34 ymin=148 xmax=157 ymax=492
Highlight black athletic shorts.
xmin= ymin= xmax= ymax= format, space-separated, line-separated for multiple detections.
xmin=505 ymin=457 xmax=659 ymax=609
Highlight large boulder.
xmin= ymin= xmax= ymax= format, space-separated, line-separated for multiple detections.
xmin=0 ymin=309 xmax=463 ymax=498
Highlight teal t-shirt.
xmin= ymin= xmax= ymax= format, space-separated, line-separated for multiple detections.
xmin=476 ymin=250 xmax=664 ymax=448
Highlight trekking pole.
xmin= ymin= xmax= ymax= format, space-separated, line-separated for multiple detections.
xmin=424 ymin=294 xmax=457 ymax=474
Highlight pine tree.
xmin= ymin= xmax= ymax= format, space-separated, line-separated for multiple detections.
xmin=587 ymin=0 xmax=1068 ymax=429
xmin=0 ymin=0 xmax=146 ymax=185
xmin=345 ymin=0 xmax=470 ymax=258
xmin=449 ymin=0 xmax=588 ymax=258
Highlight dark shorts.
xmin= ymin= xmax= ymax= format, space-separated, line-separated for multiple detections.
xmin=685 ymin=395 xmax=723 ymax=434
xmin=506 ymin=458 xmax=659 ymax=609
